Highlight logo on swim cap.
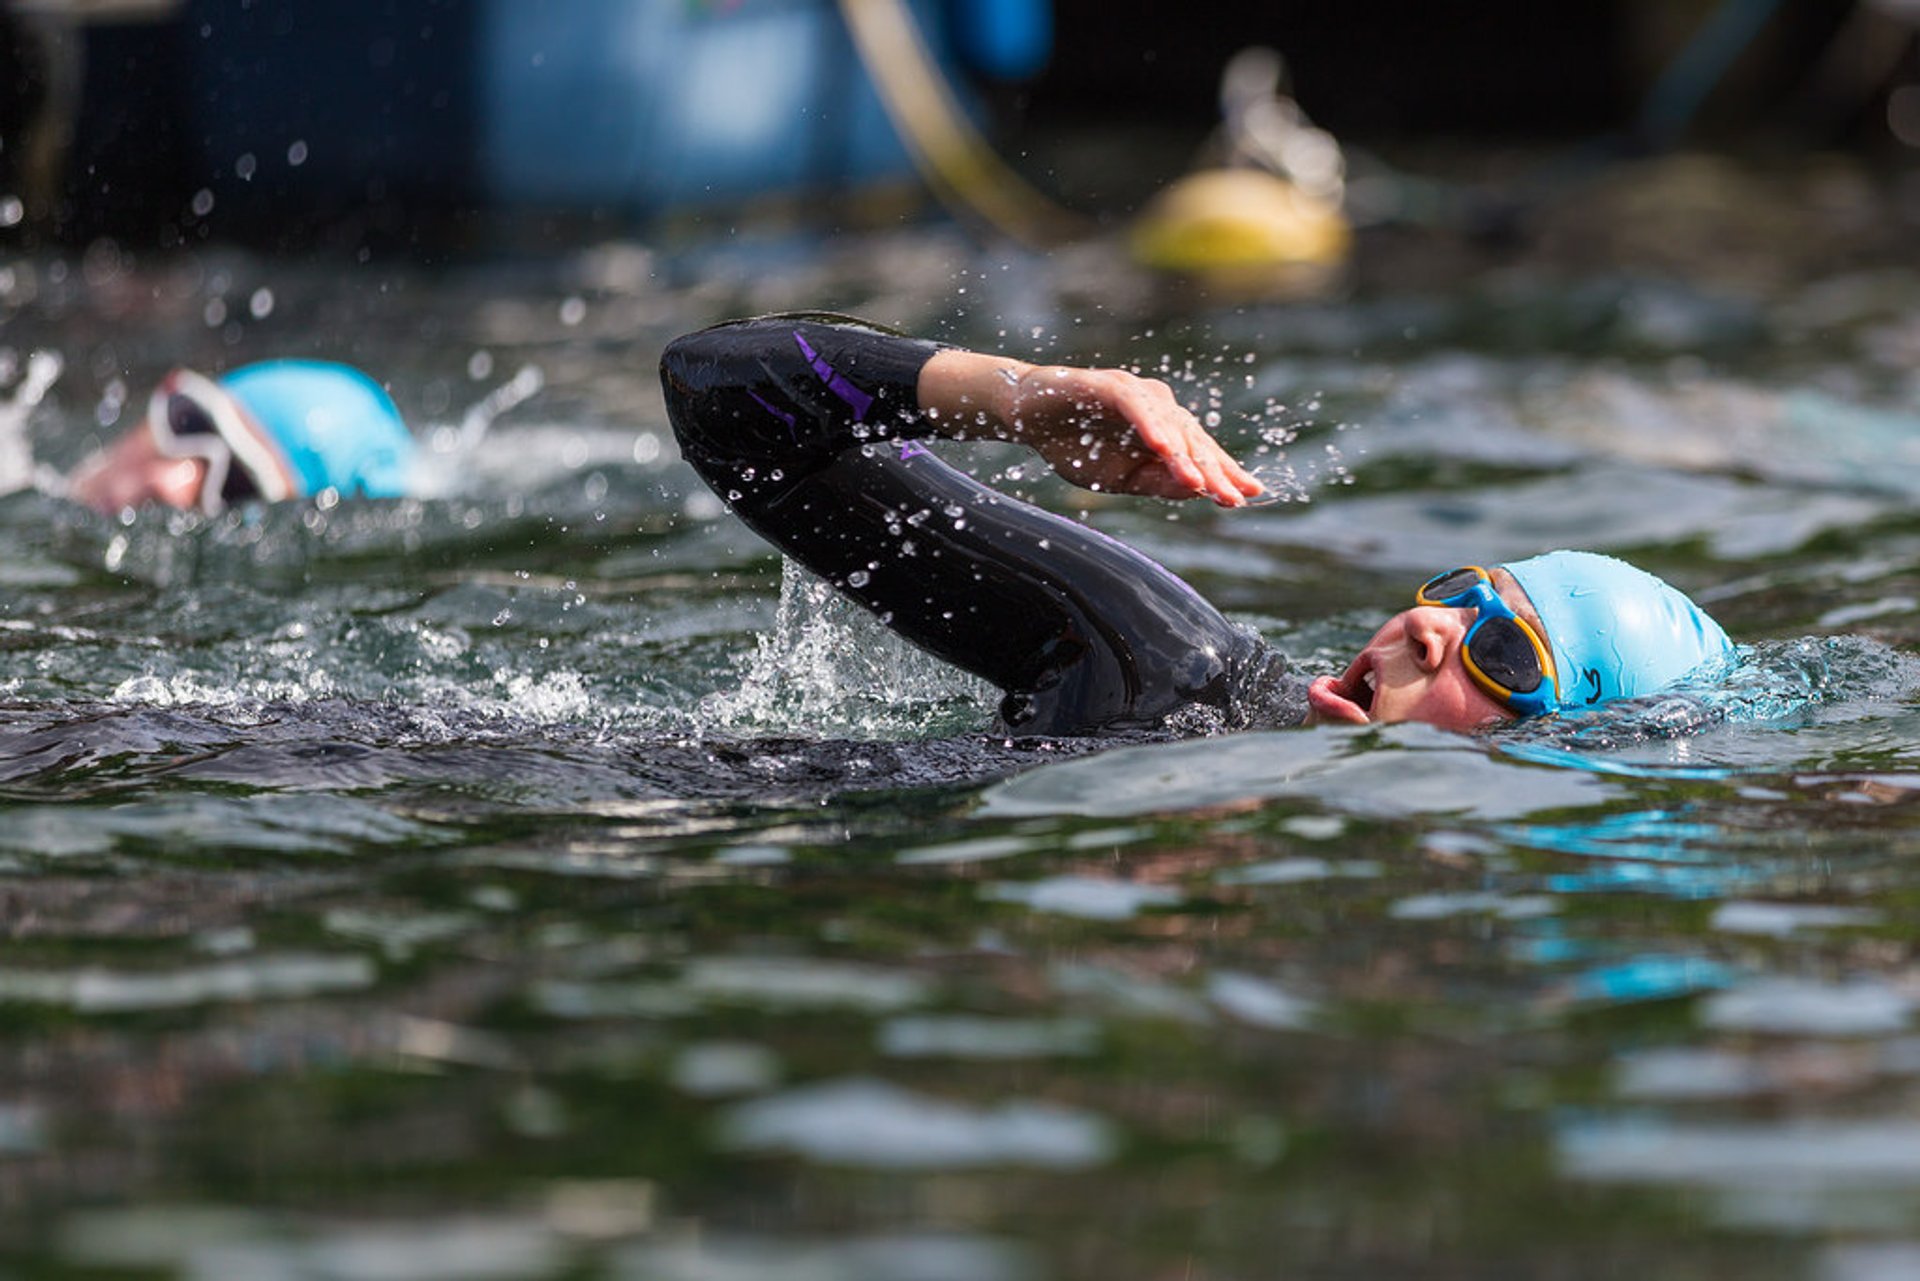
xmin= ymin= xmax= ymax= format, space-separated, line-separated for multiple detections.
xmin=220 ymin=360 xmax=414 ymax=499
xmin=1500 ymin=551 xmax=1734 ymax=708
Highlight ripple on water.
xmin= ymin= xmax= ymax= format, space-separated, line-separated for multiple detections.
xmin=1701 ymin=978 xmax=1914 ymax=1038
xmin=611 ymin=1233 xmax=1037 ymax=1281
xmin=718 ymin=1077 xmax=1117 ymax=1169
xmin=981 ymin=723 xmax=1618 ymax=821
xmin=0 ymin=953 xmax=374 ymax=1012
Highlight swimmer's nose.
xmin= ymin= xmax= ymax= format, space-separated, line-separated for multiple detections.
xmin=1406 ymin=606 xmax=1469 ymax=673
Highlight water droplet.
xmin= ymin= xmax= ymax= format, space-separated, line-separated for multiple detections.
xmin=249 ymin=287 xmax=274 ymax=319
xmin=286 ymin=139 xmax=309 ymax=166
xmin=559 ymin=296 xmax=587 ymax=326
xmin=847 ymin=570 xmax=870 ymax=588
xmin=235 ymin=152 xmax=257 ymax=181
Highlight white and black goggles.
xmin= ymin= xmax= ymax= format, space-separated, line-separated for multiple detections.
xmin=148 ymin=369 xmax=295 ymax=515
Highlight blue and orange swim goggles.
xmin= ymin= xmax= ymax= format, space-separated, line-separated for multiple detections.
xmin=1415 ymin=566 xmax=1561 ymax=717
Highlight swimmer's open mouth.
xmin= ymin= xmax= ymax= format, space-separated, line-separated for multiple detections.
xmin=1307 ymin=654 xmax=1376 ymax=725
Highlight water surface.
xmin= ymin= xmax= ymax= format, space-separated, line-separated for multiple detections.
xmin=3 ymin=160 xmax=1920 ymax=1279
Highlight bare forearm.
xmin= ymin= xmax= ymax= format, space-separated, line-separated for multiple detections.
xmin=915 ymin=349 xmax=1035 ymax=443
xmin=919 ymin=347 xmax=1263 ymax=507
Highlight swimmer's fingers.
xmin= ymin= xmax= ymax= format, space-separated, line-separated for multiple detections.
xmin=1008 ymin=366 xmax=1263 ymax=506
xmin=1114 ymin=459 xmax=1216 ymax=501
xmin=1098 ymin=374 xmax=1263 ymax=507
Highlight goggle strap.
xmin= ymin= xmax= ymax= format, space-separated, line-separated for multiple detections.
xmin=151 ymin=370 xmax=296 ymax=513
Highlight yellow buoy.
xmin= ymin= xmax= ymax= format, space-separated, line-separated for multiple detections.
xmin=1130 ymin=167 xmax=1351 ymax=292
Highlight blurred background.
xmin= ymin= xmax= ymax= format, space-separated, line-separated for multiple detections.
xmin=3 ymin=0 xmax=1916 ymax=258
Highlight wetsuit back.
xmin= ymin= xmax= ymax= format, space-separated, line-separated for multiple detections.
xmin=660 ymin=314 xmax=1304 ymax=737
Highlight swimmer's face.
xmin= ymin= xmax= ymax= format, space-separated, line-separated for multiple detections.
xmin=1306 ymin=569 xmax=1546 ymax=733
xmin=68 ymin=420 xmax=210 ymax=515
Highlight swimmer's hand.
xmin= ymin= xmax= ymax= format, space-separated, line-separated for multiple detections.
xmin=917 ymin=351 xmax=1263 ymax=507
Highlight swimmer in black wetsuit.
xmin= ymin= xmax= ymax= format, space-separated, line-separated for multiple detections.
xmin=660 ymin=314 xmax=1736 ymax=738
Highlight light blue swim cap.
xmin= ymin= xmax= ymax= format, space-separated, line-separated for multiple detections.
xmin=220 ymin=360 xmax=414 ymax=498
xmin=1501 ymin=551 xmax=1735 ymax=710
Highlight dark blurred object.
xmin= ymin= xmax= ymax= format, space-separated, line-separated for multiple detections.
xmin=15 ymin=0 xmax=1037 ymax=252
xmin=11 ymin=0 xmax=1914 ymax=254
xmin=177 ymin=0 xmax=480 ymax=249
xmin=0 ymin=7 xmax=52 ymax=218
xmin=1027 ymin=0 xmax=1909 ymax=148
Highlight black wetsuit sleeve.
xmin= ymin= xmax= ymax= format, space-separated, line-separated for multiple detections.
xmin=660 ymin=313 xmax=1262 ymax=737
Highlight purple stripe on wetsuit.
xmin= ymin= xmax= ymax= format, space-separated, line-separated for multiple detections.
xmin=748 ymin=390 xmax=797 ymax=438
xmin=793 ymin=330 xmax=875 ymax=422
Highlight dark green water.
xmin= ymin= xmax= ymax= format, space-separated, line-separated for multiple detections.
xmin=3 ymin=159 xmax=1920 ymax=1279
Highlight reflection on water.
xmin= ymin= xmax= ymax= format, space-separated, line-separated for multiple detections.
xmin=1 ymin=159 xmax=1920 ymax=1278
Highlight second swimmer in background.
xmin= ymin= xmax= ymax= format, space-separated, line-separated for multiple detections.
xmin=68 ymin=359 xmax=415 ymax=518
xmin=661 ymin=314 xmax=1736 ymax=739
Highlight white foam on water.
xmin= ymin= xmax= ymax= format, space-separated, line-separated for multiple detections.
xmin=411 ymin=364 xmax=548 ymax=499
xmin=982 ymin=723 xmax=1618 ymax=821
xmin=0 ymin=1103 xmax=46 ymax=1155
xmin=1710 ymin=901 xmax=1880 ymax=937
xmin=1614 ymin=1048 xmax=1766 ymax=1100
xmin=878 ymin=1015 xmax=1099 ymax=1059
xmin=1701 ymin=978 xmax=1912 ymax=1037
xmin=1207 ymin=972 xmax=1316 ymax=1030
xmin=895 ymin=834 xmax=1041 ymax=865
xmin=1821 ymin=1243 xmax=1920 ymax=1281
xmin=698 ymin=561 xmax=991 ymax=739
xmin=195 ymin=1217 xmax=567 ymax=1281
xmin=1560 ymin=1119 xmax=1920 ymax=1186
xmin=1049 ymin=961 xmax=1212 ymax=1023
xmin=0 ymin=953 xmax=374 ymax=1012
xmin=0 ymin=348 xmax=61 ymax=496
xmin=111 ymin=667 xmax=338 ymax=709
xmin=679 ymin=956 xmax=933 ymax=1012
xmin=1219 ymin=857 xmax=1380 ymax=885
xmin=984 ymin=875 xmax=1181 ymax=920
xmin=718 ymin=1077 xmax=1116 ymax=1169
xmin=1389 ymin=892 xmax=1558 ymax=921
xmin=611 ymin=1232 xmax=1037 ymax=1281
xmin=669 ymin=1041 xmax=783 ymax=1097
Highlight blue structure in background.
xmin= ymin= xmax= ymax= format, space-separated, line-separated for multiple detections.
xmin=162 ymin=0 xmax=1048 ymax=234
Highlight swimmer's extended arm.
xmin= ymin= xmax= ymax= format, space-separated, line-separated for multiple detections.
xmin=916 ymin=351 xmax=1262 ymax=507
xmin=661 ymin=314 xmax=1262 ymax=735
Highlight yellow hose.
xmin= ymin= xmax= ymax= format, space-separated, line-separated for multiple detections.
xmin=835 ymin=0 xmax=1090 ymax=248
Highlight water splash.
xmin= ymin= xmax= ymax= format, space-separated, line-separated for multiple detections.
xmin=698 ymin=559 xmax=992 ymax=738
xmin=414 ymin=363 xmax=545 ymax=498
xmin=0 ymin=349 xmax=62 ymax=496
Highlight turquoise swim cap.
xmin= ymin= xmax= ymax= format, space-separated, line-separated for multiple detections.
xmin=220 ymin=360 xmax=414 ymax=499
xmin=1500 ymin=551 xmax=1735 ymax=710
